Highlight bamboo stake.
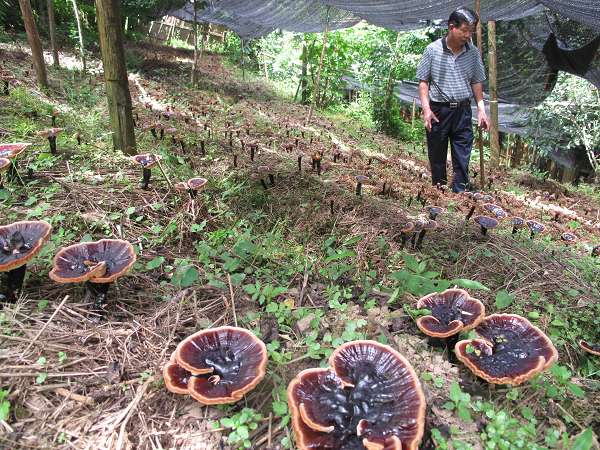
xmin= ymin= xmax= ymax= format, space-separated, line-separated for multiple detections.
xmin=411 ymin=98 xmax=416 ymax=129
xmin=47 ymin=0 xmax=59 ymax=67
xmin=475 ymin=0 xmax=486 ymax=189
xmin=307 ymin=7 xmax=330 ymax=124
xmin=488 ymin=20 xmax=500 ymax=169
xmin=71 ymin=0 xmax=86 ymax=73
xmin=191 ymin=0 xmax=198 ymax=84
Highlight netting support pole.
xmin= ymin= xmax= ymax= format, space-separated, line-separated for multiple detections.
xmin=488 ymin=20 xmax=500 ymax=170
xmin=241 ymin=38 xmax=245 ymax=81
xmin=411 ymin=98 xmax=416 ymax=129
xmin=191 ymin=0 xmax=198 ymax=84
xmin=307 ymin=7 xmax=331 ymax=124
xmin=475 ymin=0 xmax=485 ymax=190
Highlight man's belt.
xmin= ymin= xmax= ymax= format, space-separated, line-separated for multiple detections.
xmin=430 ymin=99 xmax=471 ymax=109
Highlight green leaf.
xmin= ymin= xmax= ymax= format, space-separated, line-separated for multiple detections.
xmin=449 ymin=382 xmax=462 ymax=402
xmin=495 ymin=290 xmax=515 ymax=309
xmin=180 ymin=266 xmax=199 ymax=287
xmin=450 ymin=279 xmax=490 ymax=291
xmin=457 ymin=404 xmax=473 ymax=423
xmin=571 ymin=428 xmax=593 ymax=450
xmin=567 ymin=383 xmax=585 ymax=398
xmin=36 ymin=372 xmax=48 ymax=385
xmin=220 ymin=417 xmax=235 ymax=428
xmin=145 ymin=256 xmax=165 ymax=270
xmin=0 ymin=400 xmax=9 ymax=422
xmin=272 ymin=400 xmax=288 ymax=416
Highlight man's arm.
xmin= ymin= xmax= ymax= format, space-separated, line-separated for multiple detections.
xmin=471 ymin=82 xmax=489 ymax=130
xmin=419 ymin=80 xmax=439 ymax=132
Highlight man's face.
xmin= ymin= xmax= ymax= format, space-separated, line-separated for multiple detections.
xmin=449 ymin=22 xmax=476 ymax=45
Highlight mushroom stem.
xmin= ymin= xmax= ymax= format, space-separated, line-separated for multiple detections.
xmin=141 ymin=168 xmax=151 ymax=190
xmin=250 ymin=146 xmax=255 ymax=161
xmin=400 ymin=233 xmax=407 ymax=249
xmin=260 ymin=179 xmax=269 ymax=190
xmin=0 ymin=264 xmax=28 ymax=303
xmin=268 ymin=174 xmax=275 ymax=186
xmin=480 ymin=225 xmax=488 ymax=236
xmin=188 ymin=189 xmax=197 ymax=199
xmin=51 ymin=116 xmax=57 ymax=127
xmin=150 ymin=128 xmax=157 ymax=140
xmin=180 ymin=140 xmax=185 ymax=152
xmin=512 ymin=226 xmax=518 ymax=235
xmin=465 ymin=205 xmax=476 ymax=221
xmin=48 ymin=136 xmax=57 ymax=155
xmin=297 ymin=155 xmax=302 ymax=172
xmin=200 ymin=140 xmax=205 ymax=155
xmin=530 ymin=231 xmax=535 ymax=240
xmin=415 ymin=230 xmax=427 ymax=249
xmin=85 ymin=281 xmax=110 ymax=309
xmin=330 ymin=199 xmax=334 ymax=215
xmin=233 ymin=154 xmax=238 ymax=167
xmin=160 ymin=128 xmax=164 ymax=140
xmin=381 ymin=182 xmax=386 ymax=196
xmin=316 ymin=159 xmax=321 ymax=176
xmin=356 ymin=182 xmax=362 ymax=196
xmin=407 ymin=197 xmax=413 ymax=207
xmin=2 ymin=80 xmax=8 ymax=95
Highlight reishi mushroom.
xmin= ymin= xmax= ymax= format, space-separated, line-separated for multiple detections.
xmin=49 ymin=239 xmax=136 ymax=309
xmin=0 ymin=143 xmax=31 ymax=182
xmin=511 ymin=217 xmax=525 ymax=235
xmin=288 ymin=340 xmax=426 ymax=450
xmin=455 ymin=314 xmax=558 ymax=385
xmin=578 ymin=340 xmax=600 ymax=356
xmin=132 ymin=154 xmax=162 ymax=190
xmin=0 ymin=220 xmax=52 ymax=302
xmin=425 ymin=205 xmax=444 ymax=221
xmin=37 ymin=128 xmax=64 ymax=155
xmin=526 ymin=220 xmax=546 ymax=239
xmin=355 ymin=175 xmax=370 ymax=196
xmin=163 ymin=351 xmax=193 ymax=395
xmin=174 ymin=326 xmax=267 ymax=404
xmin=560 ymin=232 xmax=577 ymax=244
xmin=175 ymin=177 xmax=207 ymax=199
xmin=473 ymin=215 xmax=498 ymax=236
xmin=415 ymin=219 xmax=437 ymax=250
xmin=416 ymin=289 xmax=485 ymax=339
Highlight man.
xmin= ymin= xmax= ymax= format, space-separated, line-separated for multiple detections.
xmin=416 ymin=7 xmax=489 ymax=193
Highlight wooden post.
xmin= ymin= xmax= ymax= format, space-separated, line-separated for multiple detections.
xmin=71 ymin=0 xmax=86 ymax=73
xmin=47 ymin=0 xmax=59 ymax=67
xmin=95 ymin=0 xmax=136 ymax=154
xmin=475 ymin=0 xmax=486 ymax=190
xmin=383 ymin=32 xmax=401 ymax=131
xmin=240 ymin=38 xmax=245 ymax=81
xmin=307 ymin=7 xmax=330 ymax=123
xmin=301 ymin=39 xmax=309 ymax=103
xmin=18 ymin=0 xmax=48 ymax=89
xmin=191 ymin=0 xmax=198 ymax=84
xmin=411 ymin=98 xmax=416 ymax=128
xmin=488 ymin=20 xmax=500 ymax=169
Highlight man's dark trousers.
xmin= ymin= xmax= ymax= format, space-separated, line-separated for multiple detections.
xmin=426 ymin=103 xmax=473 ymax=193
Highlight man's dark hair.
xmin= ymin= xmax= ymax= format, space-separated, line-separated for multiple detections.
xmin=448 ymin=7 xmax=479 ymax=28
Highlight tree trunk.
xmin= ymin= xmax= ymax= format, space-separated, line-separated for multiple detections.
xmin=301 ymin=39 xmax=309 ymax=104
xmin=71 ymin=0 xmax=86 ymax=73
xmin=307 ymin=12 xmax=330 ymax=123
xmin=191 ymin=0 xmax=198 ymax=84
xmin=18 ymin=0 xmax=48 ymax=89
xmin=383 ymin=32 xmax=401 ymax=131
xmin=47 ymin=0 xmax=59 ymax=67
xmin=95 ymin=0 xmax=136 ymax=155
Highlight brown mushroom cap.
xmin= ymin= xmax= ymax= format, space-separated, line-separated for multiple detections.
xmin=175 ymin=326 xmax=267 ymax=405
xmin=355 ymin=175 xmax=371 ymax=184
xmin=455 ymin=314 xmax=558 ymax=385
xmin=400 ymin=222 xmax=415 ymax=233
xmin=483 ymin=204 xmax=507 ymax=220
xmin=526 ymin=220 xmax=546 ymax=234
xmin=163 ymin=351 xmax=193 ymax=395
xmin=49 ymin=239 xmax=136 ymax=284
xmin=37 ymin=128 xmax=64 ymax=138
xmin=187 ymin=177 xmax=207 ymax=191
xmin=593 ymin=245 xmax=600 ymax=257
xmin=473 ymin=215 xmax=499 ymax=230
xmin=511 ymin=217 xmax=525 ymax=227
xmin=416 ymin=289 xmax=485 ymax=338
xmin=0 ymin=157 xmax=10 ymax=172
xmin=288 ymin=340 xmax=426 ymax=450
xmin=579 ymin=340 xmax=600 ymax=356
xmin=560 ymin=232 xmax=577 ymax=243
xmin=132 ymin=154 xmax=161 ymax=169
xmin=0 ymin=143 xmax=32 ymax=159
xmin=0 ymin=221 xmax=52 ymax=272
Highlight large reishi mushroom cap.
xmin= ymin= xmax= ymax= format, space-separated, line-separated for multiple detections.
xmin=0 ymin=143 xmax=32 ymax=159
xmin=473 ymin=215 xmax=498 ymax=230
xmin=163 ymin=351 xmax=193 ymax=395
xmin=37 ymin=128 xmax=64 ymax=138
xmin=288 ymin=340 xmax=426 ymax=450
xmin=175 ymin=326 xmax=267 ymax=405
xmin=49 ymin=239 xmax=136 ymax=284
xmin=0 ymin=221 xmax=52 ymax=272
xmin=455 ymin=314 xmax=558 ymax=385
xmin=526 ymin=220 xmax=545 ymax=234
xmin=416 ymin=289 xmax=485 ymax=338
xmin=187 ymin=177 xmax=207 ymax=191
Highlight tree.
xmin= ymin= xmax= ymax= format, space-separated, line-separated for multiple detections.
xmin=47 ymin=0 xmax=59 ymax=67
xmin=95 ymin=0 xmax=136 ymax=154
xmin=18 ymin=0 xmax=48 ymax=89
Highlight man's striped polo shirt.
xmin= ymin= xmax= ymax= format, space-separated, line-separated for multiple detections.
xmin=416 ymin=37 xmax=486 ymax=103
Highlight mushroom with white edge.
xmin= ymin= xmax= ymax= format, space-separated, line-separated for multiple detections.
xmin=132 ymin=154 xmax=162 ymax=190
xmin=473 ymin=215 xmax=498 ymax=236
xmin=526 ymin=220 xmax=546 ymax=239
xmin=0 ymin=221 xmax=52 ymax=302
xmin=579 ymin=340 xmax=600 ymax=356
xmin=175 ymin=177 xmax=207 ymax=199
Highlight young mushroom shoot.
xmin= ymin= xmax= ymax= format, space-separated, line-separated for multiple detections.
xmin=455 ymin=314 xmax=558 ymax=385
xmin=49 ymin=239 xmax=136 ymax=310
xmin=473 ymin=215 xmax=499 ymax=236
xmin=257 ymin=165 xmax=274 ymax=189
xmin=37 ymin=128 xmax=64 ymax=155
xmin=416 ymin=289 xmax=485 ymax=351
xmin=287 ymin=340 xmax=426 ymax=450
xmin=0 ymin=221 xmax=52 ymax=303
xmin=132 ymin=154 xmax=162 ymax=190
xmin=169 ymin=326 xmax=268 ymax=404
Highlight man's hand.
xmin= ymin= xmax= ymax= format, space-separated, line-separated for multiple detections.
xmin=423 ymin=108 xmax=439 ymax=132
xmin=477 ymin=108 xmax=489 ymax=131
